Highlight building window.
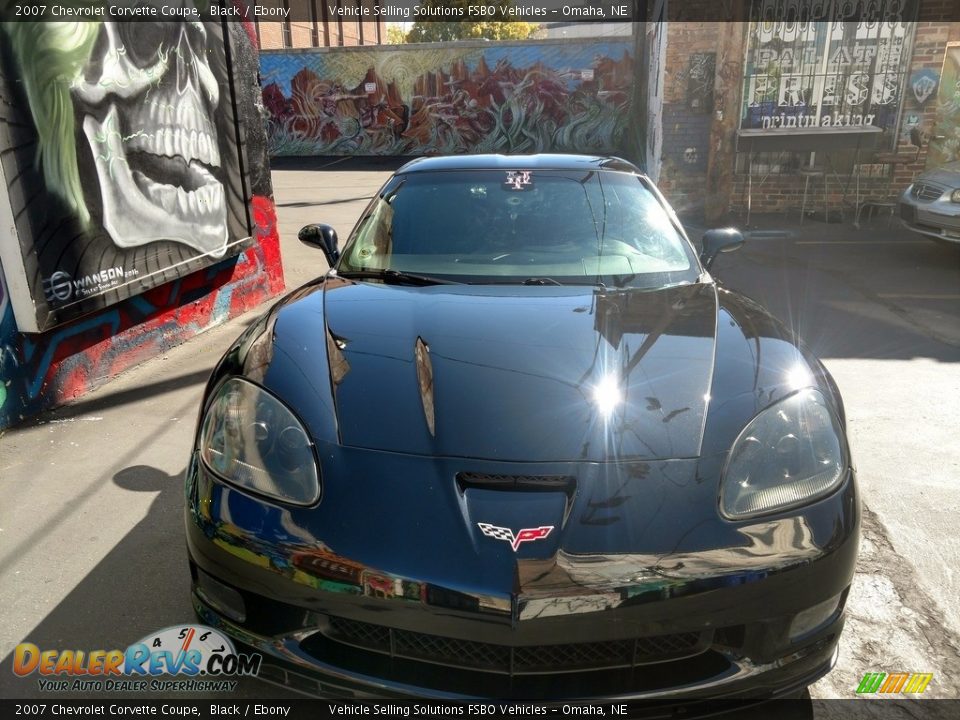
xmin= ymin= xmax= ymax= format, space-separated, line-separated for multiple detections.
xmin=310 ymin=0 xmax=320 ymax=47
xmin=741 ymin=0 xmax=918 ymax=133
xmin=336 ymin=0 xmax=344 ymax=46
xmin=281 ymin=0 xmax=292 ymax=48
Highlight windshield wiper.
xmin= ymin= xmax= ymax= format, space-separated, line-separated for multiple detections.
xmin=521 ymin=277 xmax=563 ymax=286
xmin=337 ymin=269 xmax=462 ymax=286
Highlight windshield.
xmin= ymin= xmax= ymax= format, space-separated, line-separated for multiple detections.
xmin=336 ymin=169 xmax=699 ymax=288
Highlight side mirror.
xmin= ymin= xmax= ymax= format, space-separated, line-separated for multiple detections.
xmin=298 ymin=224 xmax=340 ymax=266
xmin=700 ymin=228 xmax=744 ymax=271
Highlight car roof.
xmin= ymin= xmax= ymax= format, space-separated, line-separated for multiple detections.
xmin=396 ymin=154 xmax=643 ymax=175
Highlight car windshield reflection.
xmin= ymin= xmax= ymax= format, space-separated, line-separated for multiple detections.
xmin=336 ymin=170 xmax=699 ymax=290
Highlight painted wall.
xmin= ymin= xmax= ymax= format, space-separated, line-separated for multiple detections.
xmin=259 ymin=39 xmax=636 ymax=157
xmin=657 ymin=1 xmax=959 ymax=220
xmin=0 ymin=18 xmax=284 ymax=430
xmin=921 ymin=42 xmax=960 ymax=168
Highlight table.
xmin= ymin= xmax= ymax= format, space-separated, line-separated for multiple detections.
xmin=736 ymin=126 xmax=884 ymax=225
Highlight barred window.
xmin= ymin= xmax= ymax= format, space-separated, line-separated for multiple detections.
xmin=741 ymin=0 xmax=918 ymax=134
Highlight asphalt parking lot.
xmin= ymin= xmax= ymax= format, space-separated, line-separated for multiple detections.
xmin=0 ymin=158 xmax=957 ymax=705
xmin=694 ymin=215 xmax=960 ymax=701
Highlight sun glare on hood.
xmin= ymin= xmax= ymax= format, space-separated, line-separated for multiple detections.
xmin=592 ymin=373 xmax=623 ymax=418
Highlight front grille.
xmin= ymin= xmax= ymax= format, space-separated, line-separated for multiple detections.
xmin=911 ymin=182 xmax=946 ymax=202
xmin=324 ymin=616 xmax=707 ymax=675
xmin=393 ymin=628 xmax=509 ymax=670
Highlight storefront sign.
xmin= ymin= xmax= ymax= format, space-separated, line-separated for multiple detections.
xmin=741 ymin=0 xmax=917 ymax=132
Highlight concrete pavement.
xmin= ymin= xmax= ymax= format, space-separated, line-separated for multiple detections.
xmin=0 ymin=159 xmax=957 ymax=703
xmin=697 ymin=214 xmax=960 ymax=700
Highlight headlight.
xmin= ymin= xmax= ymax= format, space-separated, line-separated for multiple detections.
xmin=199 ymin=377 xmax=320 ymax=505
xmin=720 ymin=389 xmax=846 ymax=520
xmin=951 ymin=189 xmax=960 ymax=203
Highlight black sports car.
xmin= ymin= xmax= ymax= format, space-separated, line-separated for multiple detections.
xmin=185 ymin=155 xmax=859 ymax=700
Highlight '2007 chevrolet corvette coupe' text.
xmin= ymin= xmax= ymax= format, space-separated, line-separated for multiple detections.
xmin=185 ymin=155 xmax=859 ymax=700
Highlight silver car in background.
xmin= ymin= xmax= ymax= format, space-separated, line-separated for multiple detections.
xmin=899 ymin=161 xmax=960 ymax=246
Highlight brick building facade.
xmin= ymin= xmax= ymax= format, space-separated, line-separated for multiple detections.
xmin=656 ymin=0 xmax=960 ymax=221
xmin=254 ymin=2 xmax=386 ymax=49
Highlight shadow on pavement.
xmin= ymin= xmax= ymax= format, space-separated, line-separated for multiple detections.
xmin=14 ymin=369 xmax=214 ymax=429
xmin=686 ymin=213 xmax=960 ymax=363
xmin=0 ymin=464 xmax=291 ymax=700
xmin=9 ymin=318 xmax=260 ymax=430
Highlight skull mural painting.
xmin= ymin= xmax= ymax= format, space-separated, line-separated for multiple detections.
xmin=74 ymin=21 xmax=228 ymax=256
xmin=0 ymin=15 xmax=253 ymax=332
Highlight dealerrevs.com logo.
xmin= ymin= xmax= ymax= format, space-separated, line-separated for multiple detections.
xmin=12 ymin=625 xmax=261 ymax=693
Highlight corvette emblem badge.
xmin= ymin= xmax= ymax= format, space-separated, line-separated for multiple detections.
xmin=477 ymin=523 xmax=554 ymax=552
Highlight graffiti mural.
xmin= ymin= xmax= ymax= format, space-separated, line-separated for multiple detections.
xmin=687 ymin=53 xmax=715 ymax=112
xmin=260 ymin=40 xmax=634 ymax=157
xmin=0 ymin=199 xmax=282 ymax=430
xmin=909 ymin=68 xmax=939 ymax=107
xmin=926 ymin=43 xmax=960 ymax=168
xmin=0 ymin=15 xmax=285 ymax=430
xmin=0 ymin=18 xmax=255 ymax=332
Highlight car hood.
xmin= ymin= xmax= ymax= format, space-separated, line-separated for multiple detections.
xmin=322 ymin=280 xmax=717 ymax=462
xmin=917 ymin=161 xmax=960 ymax=187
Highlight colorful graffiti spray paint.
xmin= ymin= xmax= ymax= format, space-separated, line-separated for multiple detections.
xmin=0 ymin=200 xmax=282 ymax=430
xmin=260 ymin=40 xmax=635 ymax=157
xmin=0 ymin=16 xmax=284 ymax=430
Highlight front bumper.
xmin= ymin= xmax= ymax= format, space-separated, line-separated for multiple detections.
xmin=899 ymin=196 xmax=960 ymax=244
xmin=185 ymin=452 xmax=859 ymax=700
xmin=192 ymin=587 xmax=841 ymax=700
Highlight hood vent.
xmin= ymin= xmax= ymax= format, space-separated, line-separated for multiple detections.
xmin=415 ymin=337 xmax=435 ymax=436
xmin=456 ymin=472 xmax=576 ymax=497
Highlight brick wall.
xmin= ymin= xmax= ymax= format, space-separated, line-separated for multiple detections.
xmin=657 ymin=20 xmax=724 ymax=217
xmin=255 ymin=11 xmax=384 ymax=50
xmin=724 ymin=16 xmax=960 ymax=217
xmin=658 ymin=3 xmax=960 ymax=220
xmin=660 ymin=104 xmax=712 ymax=216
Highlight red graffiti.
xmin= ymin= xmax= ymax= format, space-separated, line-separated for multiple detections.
xmin=6 ymin=196 xmax=284 ymax=417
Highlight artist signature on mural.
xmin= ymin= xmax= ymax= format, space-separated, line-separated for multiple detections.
xmin=42 ymin=267 xmax=139 ymax=303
